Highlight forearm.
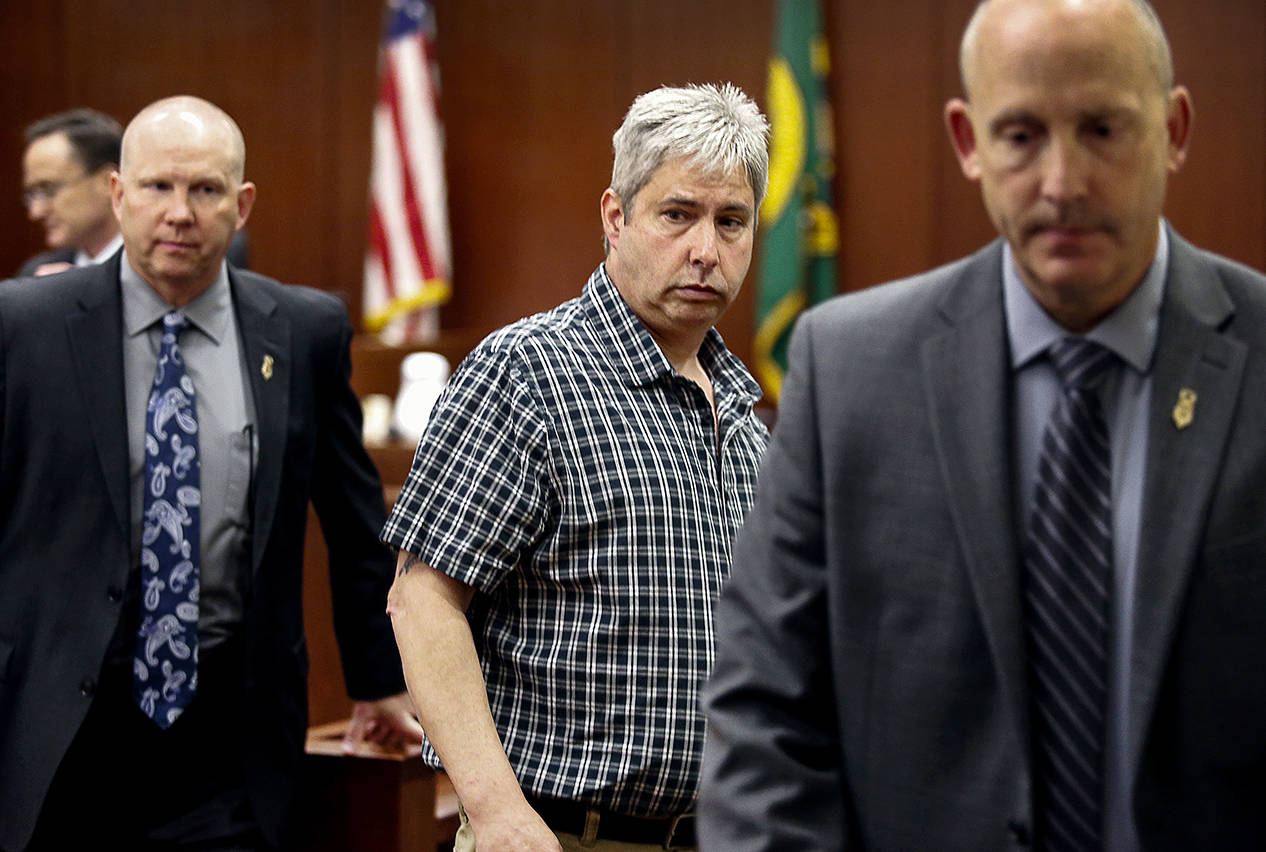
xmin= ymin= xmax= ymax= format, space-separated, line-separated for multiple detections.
xmin=386 ymin=552 xmax=532 ymax=823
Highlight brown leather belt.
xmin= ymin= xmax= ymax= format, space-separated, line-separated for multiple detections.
xmin=524 ymin=795 xmax=696 ymax=848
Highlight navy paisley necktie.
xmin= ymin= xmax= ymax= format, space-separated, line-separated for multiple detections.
xmin=132 ymin=312 xmax=201 ymax=729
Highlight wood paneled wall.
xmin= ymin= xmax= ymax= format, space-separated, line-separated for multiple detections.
xmin=6 ymin=1 xmax=1263 ymax=370
xmin=3 ymin=1 xmax=1264 ymax=366
xmin=3 ymin=0 xmax=1264 ymax=722
xmin=1 ymin=0 xmax=386 ymax=314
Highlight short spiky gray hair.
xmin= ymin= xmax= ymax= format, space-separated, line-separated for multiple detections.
xmin=609 ymin=83 xmax=770 ymax=225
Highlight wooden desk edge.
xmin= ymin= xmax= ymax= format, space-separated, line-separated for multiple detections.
xmin=304 ymin=718 xmax=460 ymax=820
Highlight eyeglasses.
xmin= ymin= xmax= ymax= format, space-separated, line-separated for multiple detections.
xmin=22 ymin=172 xmax=94 ymax=208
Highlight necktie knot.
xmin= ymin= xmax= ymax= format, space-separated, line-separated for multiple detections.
xmin=1048 ymin=337 xmax=1114 ymax=392
xmin=162 ymin=311 xmax=191 ymax=338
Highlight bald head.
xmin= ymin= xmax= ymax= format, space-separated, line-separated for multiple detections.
xmin=111 ymin=95 xmax=255 ymax=305
xmin=942 ymin=0 xmax=1193 ymax=332
xmin=959 ymin=0 xmax=1174 ymax=100
xmin=120 ymin=95 xmax=247 ymax=183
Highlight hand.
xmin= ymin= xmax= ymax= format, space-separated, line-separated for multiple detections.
xmin=33 ymin=261 xmax=73 ymax=277
xmin=469 ymin=803 xmax=562 ymax=852
xmin=341 ymin=692 xmax=425 ymax=755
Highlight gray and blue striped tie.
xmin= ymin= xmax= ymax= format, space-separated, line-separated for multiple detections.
xmin=1025 ymin=337 xmax=1115 ymax=851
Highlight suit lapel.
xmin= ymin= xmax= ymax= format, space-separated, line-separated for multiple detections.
xmin=921 ymin=244 xmax=1030 ymax=747
xmin=65 ymin=260 xmax=130 ymax=539
xmin=914 ymin=230 xmax=1246 ymax=788
xmin=231 ymin=270 xmax=291 ymax=573
xmin=1127 ymin=231 xmax=1243 ymax=769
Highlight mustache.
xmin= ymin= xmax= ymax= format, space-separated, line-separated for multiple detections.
xmin=1022 ymin=206 xmax=1116 ymax=237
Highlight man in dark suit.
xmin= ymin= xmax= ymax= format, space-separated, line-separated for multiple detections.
xmin=18 ymin=109 xmax=124 ymax=277
xmin=0 ymin=95 xmax=421 ymax=850
xmin=700 ymin=0 xmax=1266 ymax=849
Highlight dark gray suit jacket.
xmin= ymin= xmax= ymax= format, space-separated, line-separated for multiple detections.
xmin=15 ymin=248 xmax=75 ymax=278
xmin=700 ymin=226 xmax=1266 ymax=850
xmin=0 ymin=254 xmax=404 ymax=850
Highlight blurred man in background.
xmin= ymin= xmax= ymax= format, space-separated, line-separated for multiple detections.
xmin=19 ymin=108 xmax=123 ymax=277
xmin=702 ymin=0 xmax=1266 ymax=848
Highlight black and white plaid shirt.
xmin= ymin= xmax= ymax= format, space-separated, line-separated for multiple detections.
xmin=382 ymin=265 xmax=768 ymax=817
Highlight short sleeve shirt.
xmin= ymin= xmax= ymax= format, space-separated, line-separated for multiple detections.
xmin=381 ymin=265 xmax=768 ymax=816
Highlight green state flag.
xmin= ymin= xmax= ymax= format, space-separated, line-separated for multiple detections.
xmin=755 ymin=0 xmax=838 ymax=403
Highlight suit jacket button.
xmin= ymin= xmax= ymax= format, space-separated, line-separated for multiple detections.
xmin=79 ymin=677 xmax=96 ymax=697
xmin=106 ymin=586 xmax=123 ymax=603
xmin=1007 ymin=820 xmax=1030 ymax=846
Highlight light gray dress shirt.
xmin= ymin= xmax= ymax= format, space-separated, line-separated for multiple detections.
xmin=121 ymin=253 xmax=256 ymax=650
xmin=1006 ymin=222 xmax=1168 ymax=852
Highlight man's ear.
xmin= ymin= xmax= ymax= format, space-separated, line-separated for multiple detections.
xmin=110 ymin=171 xmax=124 ymax=221
xmin=1165 ymin=86 xmax=1194 ymax=174
xmin=235 ymin=181 xmax=257 ymax=229
xmin=945 ymin=98 xmax=983 ymax=181
xmin=600 ymin=188 xmax=625 ymax=250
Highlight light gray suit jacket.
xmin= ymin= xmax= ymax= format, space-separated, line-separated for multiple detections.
xmin=700 ymin=225 xmax=1266 ymax=850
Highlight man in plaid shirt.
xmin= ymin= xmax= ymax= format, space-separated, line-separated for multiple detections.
xmin=382 ymin=83 xmax=770 ymax=852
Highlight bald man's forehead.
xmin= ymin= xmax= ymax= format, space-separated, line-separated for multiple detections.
xmin=122 ymin=119 xmax=244 ymax=181
xmin=961 ymin=0 xmax=1172 ymax=96
xmin=122 ymin=96 xmax=246 ymax=178
xmin=154 ymin=106 xmax=219 ymax=135
xmin=131 ymin=95 xmax=236 ymax=130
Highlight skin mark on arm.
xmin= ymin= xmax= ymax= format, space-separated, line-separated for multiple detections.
xmin=398 ymin=551 xmax=423 ymax=578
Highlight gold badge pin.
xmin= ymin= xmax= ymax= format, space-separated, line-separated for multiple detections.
xmin=261 ymin=354 xmax=274 ymax=381
xmin=1172 ymin=387 xmax=1196 ymax=430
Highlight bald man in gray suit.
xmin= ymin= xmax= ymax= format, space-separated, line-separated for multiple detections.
xmin=700 ymin=1 xmax=1266 ymax=849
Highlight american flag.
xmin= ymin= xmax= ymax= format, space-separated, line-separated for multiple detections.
xmin=362 ymin=0 xmax=451 ymax=344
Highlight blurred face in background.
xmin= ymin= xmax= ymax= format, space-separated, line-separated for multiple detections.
xmin=23 ymin=132 xmax=118 ymax=255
